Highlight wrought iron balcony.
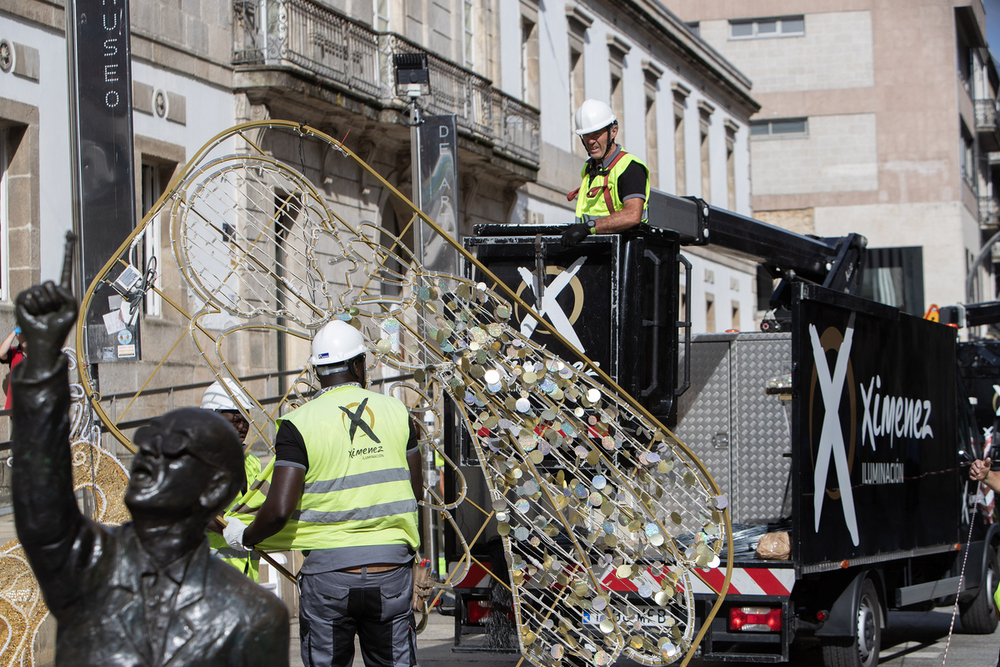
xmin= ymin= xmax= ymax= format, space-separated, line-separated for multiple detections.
xmin=979 ymin=195 xmax=1000 ymax=229
xmin=976 ymin=98 xmax=1000 ymax=152
xmin=232 ymin=0 xmax=540 ymax=167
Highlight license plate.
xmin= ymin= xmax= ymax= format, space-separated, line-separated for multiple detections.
xmin=582 ymin=607 xmax=672 ymax=627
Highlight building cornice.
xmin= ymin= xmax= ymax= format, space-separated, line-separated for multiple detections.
xmin=0 ymin=0 xmax=65 ymax=33
xmin=642 ymin=58 xmax=665 ymax=80
xmin=609 ymin=0 xmax=760 ymax=119
xmin=565 ymin=3 xmax=595 ymax=30
xmin=606 ymin=33 xmax=632 ymax=57
xmin=130 ymin=31 xmax=233 ymax=90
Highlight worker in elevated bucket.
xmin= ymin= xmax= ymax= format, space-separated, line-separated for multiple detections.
xmin=561 ymin=99 xmax=649 ymax=248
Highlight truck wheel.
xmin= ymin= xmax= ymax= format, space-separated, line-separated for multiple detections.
xmin=960 ymin=545 xmax=999 ymax=634
xmin=821 ymin=579 xmax=881 ymax=667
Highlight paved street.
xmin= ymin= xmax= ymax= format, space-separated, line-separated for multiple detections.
xmin=876 ymin=610 xmax=999 ymax=666
xmin=288 ymin=609 xmax=1000 ymax=667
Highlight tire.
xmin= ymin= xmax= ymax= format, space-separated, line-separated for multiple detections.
xmin=821 ymin=579 xmax=881 ymax=667
xmin=960 ymin=545 xmax=999 ymax=634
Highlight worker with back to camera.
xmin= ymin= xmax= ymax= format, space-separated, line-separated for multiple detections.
xmin=223 ymin=319 xmax=423 ymax=667
xmin=561 ymin=99 xmax=650 ymax=248
xmin=202 ymin=378 xmax=264 ymax=580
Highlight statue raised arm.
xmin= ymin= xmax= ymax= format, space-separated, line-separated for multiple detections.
xmin=11 ymin=234 xmax=289 ymax=666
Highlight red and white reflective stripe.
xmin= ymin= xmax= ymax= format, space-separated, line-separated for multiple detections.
xmin=448 ymin=560 xmax=795 ymax=597
xmin=691 ymin=566 xmax=794 ymax=596
xmin=599 ymin=565 xmax=794 ymax=597
xmin=448 ymin=561 xmax=492 ymax=588
xmin=600 ymin=566 xmax=643 ymax=592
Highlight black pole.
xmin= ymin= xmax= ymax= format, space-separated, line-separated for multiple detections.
xmin=66 ymin=0 xmax=139 ymax=366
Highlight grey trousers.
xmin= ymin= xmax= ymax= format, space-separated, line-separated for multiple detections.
xmin=299 ymin=565 xmax=416 ymax=667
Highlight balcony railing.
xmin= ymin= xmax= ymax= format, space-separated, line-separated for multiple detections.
xmin=233 ymin=0 xmax=540 ymax=166
xmin=976 ymin=99 xmax=999 ymax=130
xmin=976 ymin=99 xmax=1000 ymax=152
xmin=979 ymin=195 xmax=1000 ymax=229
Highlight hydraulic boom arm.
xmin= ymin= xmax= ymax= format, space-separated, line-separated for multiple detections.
xmin=646 ymin=191 xmax=867 ymax=299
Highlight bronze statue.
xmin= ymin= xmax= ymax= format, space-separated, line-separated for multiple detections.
xmin=10 ymin=243 xmax=289 ymax=666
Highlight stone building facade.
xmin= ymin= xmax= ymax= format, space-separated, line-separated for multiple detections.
xmin=1 ymin=0 xmax=761 ymax=373
xmin=672 ymin=0 xmax=1000 ymax=315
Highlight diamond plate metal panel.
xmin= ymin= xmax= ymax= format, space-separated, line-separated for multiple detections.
xmin=732 ymin=333 xmax=792 ymax=525
xmin=673 ymin=336 xmax=733 ymax=510
xmin=673 ymin=333 xmax=792 ymax=526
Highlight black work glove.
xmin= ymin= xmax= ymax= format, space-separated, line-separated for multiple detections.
xmin=561 ymin=223 xmax=591 ymax=248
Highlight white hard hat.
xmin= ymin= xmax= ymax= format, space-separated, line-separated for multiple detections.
xmin=310 ymin=320 xmax=368 ymax=369
xmin=574 ymin=99 xmax=617 ymax=135
xmin=201 ymin=378 xmax=252 ymax=412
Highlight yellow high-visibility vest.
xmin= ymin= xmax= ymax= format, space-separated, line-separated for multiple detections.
xmin=574 ymin=151 xmax=650 ymax=225
xmin=210 ymin=452 xmax=264 ymax=581
xmin=254 ymin=385 xmax=419 ymax=552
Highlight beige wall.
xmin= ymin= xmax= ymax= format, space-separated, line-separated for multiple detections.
xmin=131 ymin=0 xmax=232 ymax=66
xmin=752 ymin=113 xmax=878 ymax=195
xmin=814 ymin=201 xmax=965 ymax=307
xmin=755 ymin=207 xmax=814 ymax=235
xmin=869 ymin=1 xmax=964 ymax=205
xmin=698 ymin=12 xmax=874 ymax=94
xmin=672 ymin=0 xmax=986 ymax=308
xmin=680 ymin=2 xmax=964 ymax=209
xmin=671 ymin=0 xmax=961 ymax=210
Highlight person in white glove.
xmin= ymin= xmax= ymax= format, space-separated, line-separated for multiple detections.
xmin=202 ymin=379 xmax=264 ymax=580
xmin=224 ymin=517 xmax=249 ymax=552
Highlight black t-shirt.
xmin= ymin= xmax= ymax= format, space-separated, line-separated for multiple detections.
xmin=583 ymin=157 xmax=648 ymax=203
xmin=617 ymin=161 xmax=648 ymax=201
xmin=274 ymin=418 xmax=420 ymax=470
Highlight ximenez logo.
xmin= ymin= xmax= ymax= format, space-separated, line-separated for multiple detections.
xmin=854 ymin=378 xmax=932 ymax=488
xmin=809 ymin=315 xmax=932 ymax=547
xmin=339 ymin=399 xmax=380 ymax=445
xmin=860 ymin=376 xmax=934 ymax=449
xmin=350 ymin=445 xmax=385 ymax=459
xmin=808 ymin=315 xmax=860 ymax=546
xmin=514 ymin=258 xmax=587 ymax=351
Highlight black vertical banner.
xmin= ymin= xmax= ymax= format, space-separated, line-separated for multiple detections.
xmin=68 ymin=0 xmax=140 ymax=364
xmin=417 ymin=115 xmax=459 ymax=274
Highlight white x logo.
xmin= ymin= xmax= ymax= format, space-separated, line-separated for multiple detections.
xmin=810 ymin=314 xmax=860 ymax=546
xmin=517 ymin=257 xmax=587 ymax=352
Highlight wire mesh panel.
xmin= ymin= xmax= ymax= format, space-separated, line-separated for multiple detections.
xmin=173 ymin=156 xmax=337 ymax=326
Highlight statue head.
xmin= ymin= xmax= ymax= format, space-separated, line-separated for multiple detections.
xmin=125 ymin=408 xmax=244 ymax=523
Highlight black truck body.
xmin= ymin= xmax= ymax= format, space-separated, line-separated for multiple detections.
xmin=441 ymin=193 xmax=999 ymax=666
